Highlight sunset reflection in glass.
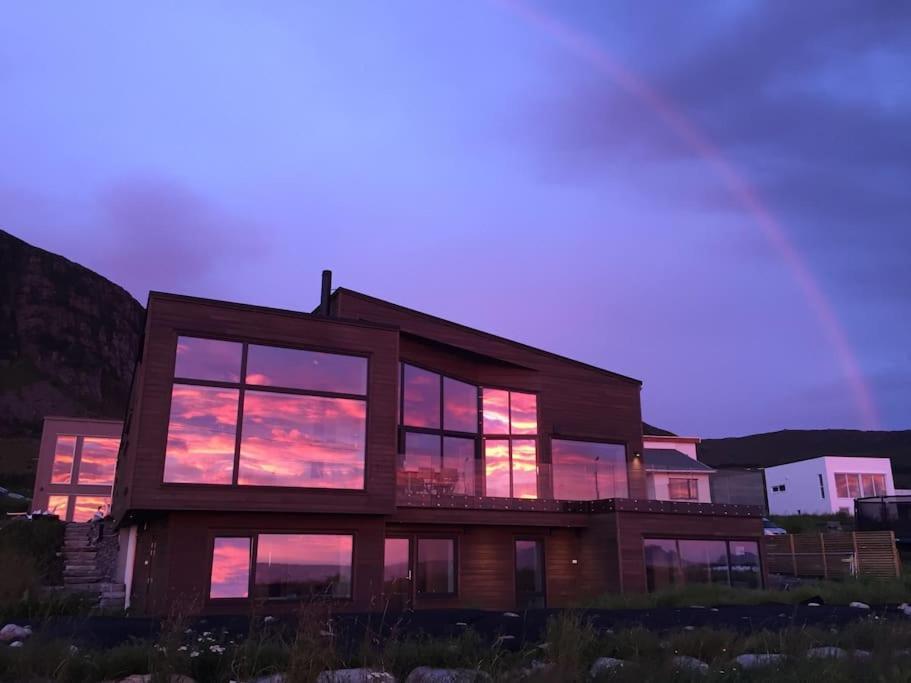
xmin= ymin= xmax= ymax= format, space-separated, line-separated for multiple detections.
xmin=254 ymin=533 xmax=353 ymax=599
xmin=72 ymin=496 xmax=109 ymax=522
xmin=484 ymin=440 xmax=510 ymax=497
xmin=163 ymin=384 xmax=239 ymax=484
xmin=403 ymin=365 xmax=440 ymax=428
xmin=443 ymin=377 xmax=477 ymax=432
xmin=51 ymin=435 xmax=76 ymax=484
xmin=552 ymin=439 xmax=628 ymax=500
xmin=174 ymin=337 xmax=242 ymax=382
xmin=246 ymin=345 xmax=367 ymax=395
xmin=239 ymin=391 xmax=365 ymax=488
xmin=511 ymin=440 xmax=537 ymax=498
xmin=482 ymin=389 xmax=509 ymax=434
xmin=77 ymin=437 xmax=120 ymax=485
xmin=210 ymin=537 xmax=251 ymax=599
xmin=510 ymin=393 xmax=537 ymax=434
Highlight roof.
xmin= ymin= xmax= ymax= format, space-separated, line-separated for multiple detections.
xmin=333 ymin=288 xmax=642 ymax=385
xmin=764 ymin=455 xmax=894 ymax=471
xmin=643 ymin=449 xmax=715 ymax=473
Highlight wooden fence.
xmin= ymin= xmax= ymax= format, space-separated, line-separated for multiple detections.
xmin=766 ymin=531 xmax=900 ymax=579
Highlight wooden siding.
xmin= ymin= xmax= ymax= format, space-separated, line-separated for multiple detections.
xmin=112 ymin=293 xmax=400 ymax=519
xmin=766 ymin=531 xmax=900 ymax=579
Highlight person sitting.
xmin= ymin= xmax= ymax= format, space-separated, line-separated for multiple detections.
xmin=90 ymin=506 xmax=105 ymax=545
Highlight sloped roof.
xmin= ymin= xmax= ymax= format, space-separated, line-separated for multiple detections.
xmin=644 ymin=448 xmax=715 ymax=473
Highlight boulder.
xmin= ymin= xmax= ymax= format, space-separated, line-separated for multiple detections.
xmin=849 ymin=601 xmax=871 ymax=610
xmin=806 ymin=646 xmax=847 ymax=659
xmin=671 ymin=656 xmax=709 ymax=673
xmin=0 ymin=624 xmax=32 ymax=642
xmin=9 ymin=641 xmax=23 ymax=649
xmin=514 ymin=660 xmax=554 ymax=679
xmin=404 ymin=668 xmax=491 ymax=683
xmin=316 ymin=670 xmax=396 ymax=683
xmin=734 ymin=653 xmax=784 ymax=669
xmin=589 ymin=657 xmax=625 ymax=677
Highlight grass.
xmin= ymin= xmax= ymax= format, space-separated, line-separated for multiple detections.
xmin=587 ymin=576 xmax=911 ymax=609
xmin=769 ymin=514 xmax=854 ymax=534
xmin=3 ymin=615 xmax=911 ymax=682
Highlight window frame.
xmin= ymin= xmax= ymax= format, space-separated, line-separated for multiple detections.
xmin=550 ymin=436 xmax=630 ymax=500
xmin=480 ymin=386 xmax=540 ymax=498
xmin=668 ymin=477 xmax=699 ymax=501
xmin=207 ymin=535 xmax=254 ymax=601
xmin=643 ymin=537 xmax=763 ymax=592
xmin=414 ymin=535 xmax=459 ymax=598
xmin=164 ymin=334 xmax=370 ymax=491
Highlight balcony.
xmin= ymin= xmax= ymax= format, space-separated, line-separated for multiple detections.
xmin=395 ymin=460 xmax=630 ymax=512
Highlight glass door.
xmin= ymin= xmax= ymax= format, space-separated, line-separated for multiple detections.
xmin=515 ymin=538 xmax=545 ymax=609
xmin=383 ymin=537 xmax=412 ymax=610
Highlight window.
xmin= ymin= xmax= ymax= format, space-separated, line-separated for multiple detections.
xmin=668 ymin=478 xmax=699 ymax=501
xmin=818 ymin=474 xmax=826 ymax=499
xmin=72 ymin=496 xmax=109 ymax=523
xmin=51 ymin=436 xmax=77 ymax=484
xmin=403 ymin=365 xmax=441 ymax=428
xmin=77 ymin=437 xmax=119 ymax=485
xmin=164 ymin=337 xmax=367 ymax=488
xmin=482 ymin=389 xmax=538 ymax=498
xmin=771 ymin=484 xmax=786 ymax=493
xmin=835 ymin=473 xmax=886 ymax=498
xmin=416 ymin=538 xmax=455 ymax=595
xmin=47 ymin=495 xmax=70 ymax=518
xmin=551 ymin=439 xmax=629 ymax=500
xmin=254 ymin=533 xmax=353 ymax=599
xmin=443 ymin=377 xmax=478 ymax=433
xmin=210 ymin=538 xmax=251 ymax=599
xmin=645 ymin=539 xmax=761 ymax=592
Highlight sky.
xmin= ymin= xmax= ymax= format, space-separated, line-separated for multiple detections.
xmin=1 ymin=1 xmax=909 ymax=437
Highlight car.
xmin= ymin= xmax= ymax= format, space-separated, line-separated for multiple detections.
xmin=762 ymin=517 xmax=788 ymax=536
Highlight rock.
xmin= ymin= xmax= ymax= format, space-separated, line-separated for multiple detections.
xmin=515 ymin=660 xmax=554 ymax=679
xmin=404 ymin=668 xmax=491 ymax=683
xmin=853 ymin=650 xmax=872 ymax=660
xmin=671 ymin=656 xmax=709 ymax=673
xmin=807 ymin=602 xmax=821 ymax=607
xmin=849 ymin=601 xmax=871 ymax=610
xmin=0 ymin=624 xmax=32 ymax=642
xmin=806 ymin=646 xmax=847 ymax=659
xmin=316 ymin=670 xmax=396 ymax=683
xmin=503 ymin=612 xmax=520 ymax=618
xmin=800 ymin=596 xmax=824 ymax=606
xmin=589 ymin=657 xmax=626 ymax=677
xmin=734 ymin=653 xmax=784 ymax=669
xmin=9 ymin=641 xmax=24 ymax=648
xmin=247 ymin=676 xmax=285 ymax=683
xmin=900 ymin=605 xmax=911 ymax=617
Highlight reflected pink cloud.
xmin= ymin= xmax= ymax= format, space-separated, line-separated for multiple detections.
xmin=511 ymin=439 xmax=538 ymax=499
xmin=163 ymin=384 xmax=239 ymax=484
xmin=255 ymin=533 xmax=353 ymax=599
xmin=72 ymin=496 xmax=109 ymax=522
xmin=210 ymin=537 xmax=251 ymax=599
xmin=510 ymin=393 xmax=537 ymax=435
xmin=47 ymin=495 xmax=69 ymax=517
xmin=484 ymin=440 xmax=510 ymax=497
xmin=482 ymin=389 xmax=510 ymax=434
xmin=551 ymin=439 xmax=628 ymax=500
xmin=175 ymin=337 xmax=243 ymax=382
xmin=238 ymin=391 xmax=365 ymax=488
xmin=51 ymin=435 xmax=76 ymax=484
xmin=403 ymin=365 xmax=440 ymax=428
xmin=77 ymin=437 xmax=120 ymax=485
xmin=246 ymin=345 xmax=367 ymax=395
xmin=443 ymin=377 xmax=478 ymax=432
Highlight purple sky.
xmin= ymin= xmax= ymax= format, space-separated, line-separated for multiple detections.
xmin=2 ymin=2 xmax=909 ymax=437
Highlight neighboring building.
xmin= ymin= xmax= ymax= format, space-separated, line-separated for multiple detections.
xmin=710 ymin=467 xmax=768 ymax=511
xmin=765 ymin=456 xmax=895 ymax=516
xmin=31 ymin=417 xmax=122 ymax=522
xmin=642 ymin=435 xmax=714 ymax=503
xmin=102 ymin=278 xmax=763 ymax=615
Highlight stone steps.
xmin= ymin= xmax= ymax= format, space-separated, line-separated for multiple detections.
xmin=57 ymin=522 xmax=125 ymax=611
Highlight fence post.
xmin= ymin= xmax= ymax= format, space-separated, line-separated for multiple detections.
xmin=852 ymin=532 xmax=860 ymax=576
xmin=820 ymin=533 xmax=828 ymax=580
xmin=789 ymin=534 xmax=797 ymax=577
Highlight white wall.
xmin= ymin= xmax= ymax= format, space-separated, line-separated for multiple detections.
xmin=647 ymin=472 xmax=713 ymax=503
xmin=765 ymin=456 xmax=895 ymax=515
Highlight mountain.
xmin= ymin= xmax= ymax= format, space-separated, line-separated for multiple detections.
xmin=0 ymin=229 xmax=144 ymax=495
xmin=699 ymin=429 xmax=911 ymax=488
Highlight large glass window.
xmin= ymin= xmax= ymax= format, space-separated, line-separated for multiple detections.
xmin=551 ymin=439 xmax=628 ymax=500
xmin=403 ymin=365 xmax=441 ymax=428
xmin=164 ymin=385 xmax=239 ymax=484
xmin=77 ymin=437 xmax=120 ymax=485
xmin=254 ymin=533 xmax=353 ymax=599
xmin=482 ymin=389 xmax=510 ymax=434
xmin=835 ymin=473 xmax=886 ymax=498
xmin=484 ymin=441 xmax=511 ymax=498
xmin=416 ymin=538 xmax=455 ymax=595
xmin=443 ymin=377 xmax=478 ymax=433
xmin=645 ymin=539 xmax=759 ymax=592
xmin=515 ymin=540 xmax=544 ymax=595
xmin=246 ymin=345 xmax=367 ymax=395
xmin=174 ymin=337 xmax=242 ymax=382
xmin=47 ymin=495 xmax=70 ymax=519
xmin=239 ymin=392 xmax=365 ymax=488
xmin=210 ymin=538 xmax=251 ymax=599
xmin=51 ymin=436 xmax=77 ymax=484
xmin=72 ymin=496 xmax=110 ymax=523
xmin=668 ymin=478 xmax=699 ymax=501
xmin=482 ymin=389 xmax=539 ymax=498
xmin=163 ymin=337 xmax=368 ymax=488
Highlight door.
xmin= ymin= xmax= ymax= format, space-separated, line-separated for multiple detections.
xmin=515 ymin=538 xmax=546 ymax=609
xmin=383 ymin=537 xmax=412 ymax=610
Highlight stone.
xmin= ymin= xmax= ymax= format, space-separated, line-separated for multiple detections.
xmin=807 ymin=602 xmax=821 ymax=607
xmin=0 ymin=624 xmax=32 ymax=642
xmin=503 ymin=612 xmax=520 ymax=618
xmin=117 ymin=676 xmax=196 ymax=683
xmin=315 ymin=669 xmax=396 ymax=683
xmin=853 ymin=650 xmax=872 ymax=660
xmin=734 ymin=653 xmax=784 ymax=669
xmin=515 ymin=660 xmax=554 ymax=679
xmin=9 ymin=641 xmax=24 ymax=648
xmin=806 ymin=646 xmax=847 ymax=659
xmin=247 ymin=676 xmax=285 ymax=683
xmin=404 ymin=668 xmax=491 ymax=683
xmin=849 ymin=601 xmax=871 ymax=610
xmin=589 ymin=657 xmax=626 ymax=677
xmin=671 ymin=656 xmax=709 ymax=673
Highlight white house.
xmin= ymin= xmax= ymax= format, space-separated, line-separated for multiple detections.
xmin=764 ymin=456 xmax=895 ymax=516
xmin=643 ymin=435 xmax=714 ymax=503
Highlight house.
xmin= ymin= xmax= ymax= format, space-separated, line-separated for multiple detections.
xmin=764 ymin=456 xmax=895 ymax=516
xmin=98 ymin=275 xmax=764 ymax=614
xmin=31 ymin=416 xmax=122 ymax=521
xmin=642 ymin=435 xmax=714 ymax=503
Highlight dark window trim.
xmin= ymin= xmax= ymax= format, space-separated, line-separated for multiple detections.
xmin=642 ymin=536 xmax=763 ymax=592
xmin=668 ymin=477 xmax=699 ymax=501
xmin=206 ymin=534 xmax=254 ymax=601
xmin=514 ymin=535 xmax=547 ymax=608
xmin=414 ymin=535 xmax=459 ymax=598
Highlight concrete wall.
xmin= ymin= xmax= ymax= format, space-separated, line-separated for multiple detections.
xmin=765 ymin=456 xmax=895 ymax=515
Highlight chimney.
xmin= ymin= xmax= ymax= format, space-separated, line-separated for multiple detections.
xmin=319 ymin=269 xmax=332 ymax=316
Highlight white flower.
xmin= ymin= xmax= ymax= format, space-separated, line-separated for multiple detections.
xmin=209 ymin=644 xmax=225 ymax=654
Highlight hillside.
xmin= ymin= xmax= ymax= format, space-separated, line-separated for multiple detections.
xmin=699 ymin=429 xmax=911 ymax=488
xmin=0 ymin=229 xmax=144 ymax=495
